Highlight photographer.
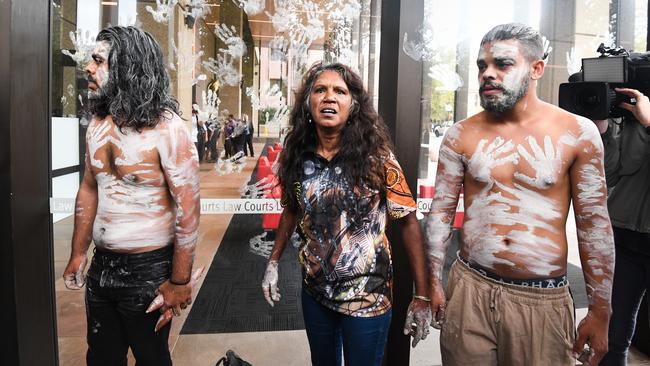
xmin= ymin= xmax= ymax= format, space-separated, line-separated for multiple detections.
xmin=596 ymin=87 xmax=650 ymax=366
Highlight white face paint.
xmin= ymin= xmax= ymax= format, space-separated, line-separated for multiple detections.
xmin=490 ymin=43 xmax=528 ymax=91
xmin=478 ymin=42 xmax=531 ymax=113
xmin=86 ymin=41 xmax=111 ymax=99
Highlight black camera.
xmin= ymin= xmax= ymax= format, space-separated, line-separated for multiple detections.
xmin=559 ymin=44 xmax=650 ymax=120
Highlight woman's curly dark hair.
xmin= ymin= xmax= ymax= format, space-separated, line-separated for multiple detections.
xmin=88 ymin=26 xmax=180 ymax=131
xmin=278 ymin=62 xmax=394 ymax=212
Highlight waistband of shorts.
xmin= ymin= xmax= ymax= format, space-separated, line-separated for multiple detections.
xmin=456 ymin=253 xmax=569 ymax=293
xmin=93 ymin=245 xmax=173 ymax=265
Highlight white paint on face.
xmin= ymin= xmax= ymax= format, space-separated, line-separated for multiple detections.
xmin=483 ymin=43 xmax=525 ymax=92
xmin=515 ymin=135 xmax=562 ymax=189
xmin=489 ymin=43 xmax=518 ymax=60
xmin=467 ymin=137 xmax=519 ymax=183
xmin=86 ymin=41 xmax=111 ymax=98
xmin=479 ymin=42 xmax=531 ymax=113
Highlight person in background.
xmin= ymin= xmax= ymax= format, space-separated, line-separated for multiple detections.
xmin=243 ymin=113 xmax=255 ymax=157
xmin=193 ymin=104 xmax=206 ymax=163
xmin=261 ymin=62 xmax=431 ymax=366
xmin=232 ymin=116 xmax=247 ymax=155
xmin=206 ymin=118 xmax=221 ymax=162
xmin=224 ymin=114 xmax=235 ymax=158
xmin=596 ymin=88 xmax=650 ymax=366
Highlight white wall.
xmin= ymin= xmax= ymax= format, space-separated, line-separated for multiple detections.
xmin=51 ymin=117 xmax=80 ymax=222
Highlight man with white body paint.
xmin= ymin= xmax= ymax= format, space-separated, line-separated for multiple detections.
xmin=62 ymin=26 xmax=200 ymax=365
xmin=424 ymin=23 xmax=615 ymax=366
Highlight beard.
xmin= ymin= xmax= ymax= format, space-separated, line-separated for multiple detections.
xmin=480 ymin=71 xmax=530 ymax=113
xmin=86 ymin=80 xmax=112 ymax=118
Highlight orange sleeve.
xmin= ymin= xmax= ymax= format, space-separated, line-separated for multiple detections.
xmin=385 ymin=156 xmax=416 ymax=219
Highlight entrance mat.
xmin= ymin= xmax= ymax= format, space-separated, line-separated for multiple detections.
xmin=182 ymin=142 xmax=304 ymax=334
xmin=180 ymin=214 xmax=304 ymax=334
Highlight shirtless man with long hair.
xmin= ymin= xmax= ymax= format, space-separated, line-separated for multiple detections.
xmin=63 ymin=26 xmax=200 ymax=365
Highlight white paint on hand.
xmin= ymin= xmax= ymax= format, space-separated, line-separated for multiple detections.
xmin=467 ymin=137 xmax=519 ymax=183
xmin=515 ymin=135 xmax=562 ymax=189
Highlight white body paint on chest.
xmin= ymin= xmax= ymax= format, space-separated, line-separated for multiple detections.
xmin=87 ymin=117 xmax=199 ymax=251
xmin=461 ymin=129 xmax=582 ymax=275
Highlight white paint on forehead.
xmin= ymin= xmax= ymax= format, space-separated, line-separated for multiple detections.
xmin=94 ymin=40 xmax=111 ymax=59
xmin=489 ymin=42 xmax=519 ymax=59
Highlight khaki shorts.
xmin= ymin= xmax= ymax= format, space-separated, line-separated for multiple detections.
xmin=440 ymin=259 xmax=575 ymax=366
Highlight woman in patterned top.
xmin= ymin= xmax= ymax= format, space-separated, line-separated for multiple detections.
xmin=261 ymin=62 xmax=431 ymax=366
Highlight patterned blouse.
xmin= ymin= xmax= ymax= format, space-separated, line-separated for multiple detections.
xmin=295 ymin=151 xmax=416 ymax=317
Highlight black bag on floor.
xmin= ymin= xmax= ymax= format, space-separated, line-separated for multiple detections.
xmin=215 ymin=350 xmax=252 ymax=366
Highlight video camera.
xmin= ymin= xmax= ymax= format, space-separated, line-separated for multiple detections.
xmin=559 ymin=44 xmax=650 ymax=120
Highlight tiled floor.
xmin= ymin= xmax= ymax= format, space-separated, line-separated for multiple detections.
xmin=54 ymin=142 xmax=650 ymax=365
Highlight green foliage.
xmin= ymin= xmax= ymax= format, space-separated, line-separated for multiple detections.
xmin=258 ymin=107 xmax=278 ymax=125
xmin=430 ymin=79 xmax=455 ymax=122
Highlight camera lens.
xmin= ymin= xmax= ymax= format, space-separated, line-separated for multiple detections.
xmin=577 ymin=87 xmax=601 ymax=109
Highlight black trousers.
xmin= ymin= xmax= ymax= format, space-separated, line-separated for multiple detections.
xmin=244 ymin=133 xmax=254 ymax=156
xmin=208 ymin=133 xmax=219 ymax=161
xmin=86 ymin=246 xmax=173 ymax=366
xmin=196 ymin=132 xmax=205 ymax=162
xmin=600 ymin=228 xmax=650 ymax=366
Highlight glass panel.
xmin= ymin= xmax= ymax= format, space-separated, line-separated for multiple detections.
xmin=413 ymin=1 xmax=649 ymax=364
xmin=51 ymin=0 xmax=382 ymax=364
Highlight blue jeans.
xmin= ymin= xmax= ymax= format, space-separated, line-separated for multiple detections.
xmin=600 ymin=233 xmax=650 ymax=366
xmin=301 ymin=290 xmax=392 ymax=366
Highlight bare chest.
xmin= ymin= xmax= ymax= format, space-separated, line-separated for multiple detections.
xmin=464 ymin=134 xmax=574 ymax=190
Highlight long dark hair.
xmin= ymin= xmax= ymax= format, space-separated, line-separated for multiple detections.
xmin=88 ymin=26 xmax=180 ymax=131
xmin=278 ymin=62 xmax=394 ymax=211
